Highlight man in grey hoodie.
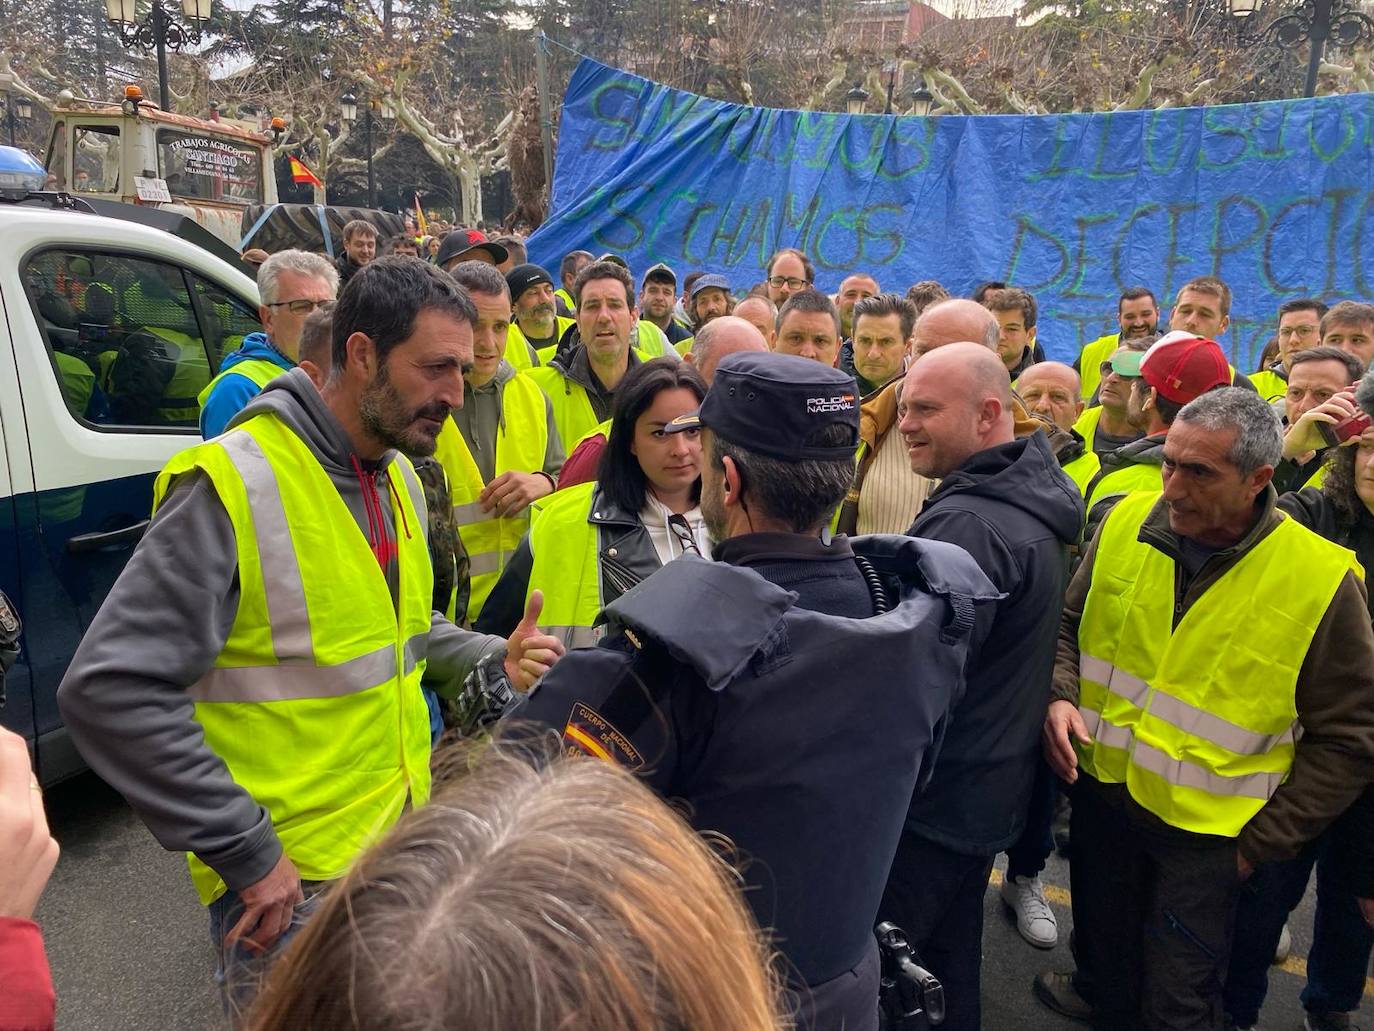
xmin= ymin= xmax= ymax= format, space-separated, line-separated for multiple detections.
xmin=57 ymin=257 xmax=565 ymax=1003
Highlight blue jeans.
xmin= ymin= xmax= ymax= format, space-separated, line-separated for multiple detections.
xmin=208 ymin=879 xmax=327 ymax=1022
xmin=1223 ymin=833 xmax=1374 ymax=1026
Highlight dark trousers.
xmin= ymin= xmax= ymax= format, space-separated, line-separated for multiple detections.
xmin=1223 ymin=832 xmax=1374 ymax=1026
xmin=786 ymin=943 xmax=881 ymax=1031
xmin=878 ymin=831 xmax=995 ymax=1031
xmin=1006 ymin=756 xmax=1058 ymax=881
xmin=1069 ymin=780 xmax=1242 ymax=1031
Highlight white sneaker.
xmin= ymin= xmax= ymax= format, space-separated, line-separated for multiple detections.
xmin=1001 ymin=874 xmax=1059 ymax=949
xmin=1273 ymin=923 xmax=1292 ymax=965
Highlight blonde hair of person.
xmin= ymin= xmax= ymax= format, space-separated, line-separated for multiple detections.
xmin=247 ymin=740 xmax=786 ymax=1031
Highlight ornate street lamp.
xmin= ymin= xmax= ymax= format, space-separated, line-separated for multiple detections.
xmin=845 ymin=82 xmax=870 ymax=115
xmin=340 ymin=89 xmax=377 ymax=207
xmin=1230 ymin=0 xmax=1374 ymax=97
xmin=910 ymin=83 xmax=934 ymax=117
xmin=0 ymin=72 xmax=32 ymax=148
xmin=105 ymin=0 xmax=213 ymax=111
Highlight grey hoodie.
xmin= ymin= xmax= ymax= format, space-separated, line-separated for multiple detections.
xmin=57 ymin=370 xmax=506 ymax=895
xmin=450 ymin=360 xmax=565 ymax=484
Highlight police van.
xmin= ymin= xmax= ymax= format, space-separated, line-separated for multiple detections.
xmin=0 ymin=162 xmax=260 ymax=783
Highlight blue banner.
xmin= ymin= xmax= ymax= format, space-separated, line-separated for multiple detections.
xmin=527 ymin=58 xmax=1374 ymax=365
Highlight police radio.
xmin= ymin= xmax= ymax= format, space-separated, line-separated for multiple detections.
xmin=877 ymin=922 xmax=945 ymax=1030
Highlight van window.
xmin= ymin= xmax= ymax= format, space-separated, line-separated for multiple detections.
xmin=189 ymin=273 xmax=261 ymax=368
xmin=156 ymin=129 xmax=263 ymax=205
xmin=72 ymin=125 xmax=121 ymax=194
xmin=24 ymin=250 xmax=220 ymax=431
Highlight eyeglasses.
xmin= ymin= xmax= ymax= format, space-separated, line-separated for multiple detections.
xmin=1278 ymin=324 xmax=1320 ymax=337
xmin=767 ymin=276 xmax=810 ymax=290
xmin=265 ymin=298 xmax=329 ymax=315
xmin=667 ymin=514 xmax=701 ymax=557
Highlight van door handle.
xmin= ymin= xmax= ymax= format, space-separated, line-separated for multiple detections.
xmin=66 ymin=520 xmax=150 ymax=554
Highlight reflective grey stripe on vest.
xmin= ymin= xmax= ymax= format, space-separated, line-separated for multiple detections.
xmin=543 ymin=624 xmax=600 ymax=650
xmin=1079 ymin=704 xmax=1291 ymax=801
xmin=467 ymin=551 xmax=504 ymax=577
xmin=453 ymin=500 xmax=486 ymax=524
xmin=393 ymin=458 xmax=428 ymax=545
xmin=1131 ymin=736 xmax=1285 ymax=801
xmin=218 ymin=432 xmax=313 ymax=664
xmin=1081 ymin=653 xmax=1300 ymax=756
xmin=191 ymin=633 xmax=428 ymax=704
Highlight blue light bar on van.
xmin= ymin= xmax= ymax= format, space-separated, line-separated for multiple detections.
xmin=0 ymin=145 xmax=45 ymax=194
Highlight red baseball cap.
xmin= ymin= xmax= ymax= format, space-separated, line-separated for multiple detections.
xmin=1139 ymin=331 xmax=1230 ymax=404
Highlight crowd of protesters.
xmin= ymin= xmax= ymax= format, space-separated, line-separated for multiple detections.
xmin=9 ymin=210 xmax=1374 ymax=1031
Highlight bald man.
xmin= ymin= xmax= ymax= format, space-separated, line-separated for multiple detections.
xmin=912 ymin=299 xmax=1001 ymax=359
xmin=684 ymin=315 xmax=769 ymax=381
xmin=1018 ymin=361 xmax=1101 ymax=497
xmin=879 ymin=343 xmax=1083 ymax=1031
xmin=1017 ymin=361 xmax=1084 ymax=433
xmin=733 ymin=296 xmax=777 ymax=349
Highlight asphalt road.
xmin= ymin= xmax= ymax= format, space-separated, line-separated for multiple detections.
xmin=34 ymin=772 xmax=1358 ymax=1030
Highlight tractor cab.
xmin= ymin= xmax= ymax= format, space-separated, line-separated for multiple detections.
xmin=43 ymin=86 xmax=281 ymax=248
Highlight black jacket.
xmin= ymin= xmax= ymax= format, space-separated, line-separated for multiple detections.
xmin=904 ymin=431 xmax=1084 ymax=855
xmin=507 ymin=535 xmax=999 ymax=1019
xmin=334 ymin=253 xmax=366 ymax=287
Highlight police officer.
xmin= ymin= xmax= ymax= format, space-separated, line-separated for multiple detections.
xmin=485 ymin=352 xmax=1000 ymax=1030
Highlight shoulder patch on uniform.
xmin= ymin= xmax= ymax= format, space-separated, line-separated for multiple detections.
xmin=562 ymin=701 xmax=645 ymax=770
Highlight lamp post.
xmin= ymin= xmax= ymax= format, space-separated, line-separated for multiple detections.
xmin=1230 ymin=0 xmax=1374 ymax=98
xmin=883 ymin=60 xmax=899 ymax=115
xmin=105 ymin=0 xmax=212 ymax=112
xmin=910 ymin=83 xmax=934 ymax=117
xmin=341 ymin=91 xmax=392 ymax=208
xmin=0 ymin=73 xmax=33 ymax=148
xmin=845 ymin=82 xmax=871 ymax=115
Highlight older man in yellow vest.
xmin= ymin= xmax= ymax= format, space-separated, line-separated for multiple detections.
xmin=1035 ymin=387 xmax=1374 ymax=1030
xmin=57 ymin=257 xmax=564 ymax=1007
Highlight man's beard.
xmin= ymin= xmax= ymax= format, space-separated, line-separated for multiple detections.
xmin=700 ymin=474 xmax=728 ymax=545
xmin=526 ymin=302 xmax=554 ymax=322
xmin=359 ymin=361 xmax=450 ymax=457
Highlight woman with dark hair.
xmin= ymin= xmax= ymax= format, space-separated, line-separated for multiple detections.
xmin=476 ymin=358 xmax=710 ymax=647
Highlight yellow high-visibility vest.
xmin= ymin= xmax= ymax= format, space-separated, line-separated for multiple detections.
xmin=524 ymin=480 xmax=606 ymax=649
xmin=529 ymin=316 xmax=578 ymax=365
xmin=1085 ymin=458 xmax=1162 ymax=514
xmin=1073 ymin=405 xmax=1103 ymax=443
xmin=153 ymin=414 xmax=434 ymax=904
xmin=432 ymin=375 xmax=550 ymax=622
xmin=1250 ymin=369 xmax=1288 ymax=404
xmin=1078 ymin=334 xmax=1120 ymax=400
xmin=197 ymin=358 xmax=285 ymax=411
xmin=1062 ymin=450 xmax=1101 ymax=496
xmin=554 ymin=287 xmax=575 ymax=315
xmin=526 ymin=365 xmax=604 ymax=454
xmin=504 ymin=324 xmax=538 ymax=370
xmin=1076 ymin=491 xmax=1358 ymax=837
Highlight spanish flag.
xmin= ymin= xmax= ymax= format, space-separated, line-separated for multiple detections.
xmin=289 ymin=155 xmax=323 ymax=188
